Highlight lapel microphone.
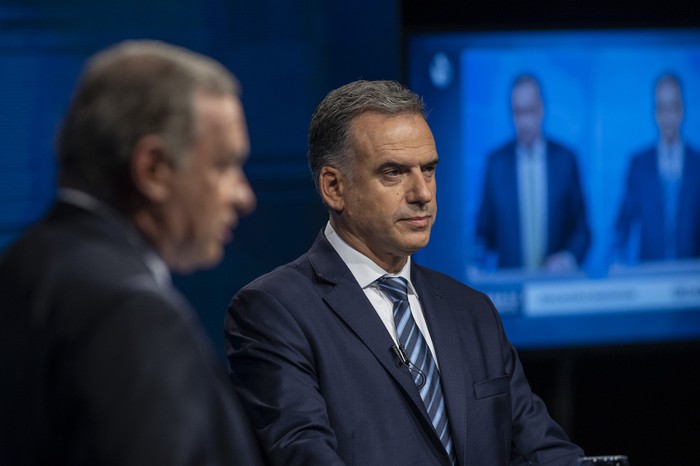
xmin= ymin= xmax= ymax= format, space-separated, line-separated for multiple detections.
xmin=390 ymin=344 xmax=426 ymax=388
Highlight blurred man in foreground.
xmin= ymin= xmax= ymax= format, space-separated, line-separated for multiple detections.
xmin=0 ymin=40 xmax=264 ymax=465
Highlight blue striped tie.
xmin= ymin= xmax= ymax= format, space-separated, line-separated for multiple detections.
xmin=376 ymin=276 xmax=456 ymax=465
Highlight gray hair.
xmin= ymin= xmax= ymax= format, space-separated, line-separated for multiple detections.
xmin=56 ymin=40 xmax=240 ymax=205
xmin=307 ymin=80 xmax=425 ymax=194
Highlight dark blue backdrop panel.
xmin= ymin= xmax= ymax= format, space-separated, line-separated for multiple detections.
xmin=0 ymin=0 xmax=399 ymax=360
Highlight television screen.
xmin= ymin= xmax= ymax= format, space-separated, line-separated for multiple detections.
xmin=407 ymin=28 xmax=700 ymax=349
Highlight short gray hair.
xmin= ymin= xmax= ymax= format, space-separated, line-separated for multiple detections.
xmin=307 ymin=80 xmax=425 ymax=194
xmin=56 ymin=40 xmax=240 ymax=206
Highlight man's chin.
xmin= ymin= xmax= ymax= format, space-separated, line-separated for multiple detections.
xmin=402 ymin=235 xmax=431 ymax=254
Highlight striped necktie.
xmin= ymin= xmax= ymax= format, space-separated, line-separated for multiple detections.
xmin=375 ymin=276 xmax=456 ymax=464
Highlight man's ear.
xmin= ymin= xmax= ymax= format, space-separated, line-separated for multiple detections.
xmin=319 ymin=166 xmax=345 ymax=213
xmin=130 ymin=135 xmax=174 ymax=202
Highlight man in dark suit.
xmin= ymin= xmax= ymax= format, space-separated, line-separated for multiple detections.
xmin=615 ymin=73 xmax=700 ymax=263
xmin=225 ymin=80 xmax=583 ymax=465
xmin=476 ymin=75 xmax=590 ymax=271
xmin=0 ymin=41 xmax=264 ymax=465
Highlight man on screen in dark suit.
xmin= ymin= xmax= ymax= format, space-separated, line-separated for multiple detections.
xmin=614 ymin=73 xmax=700 ymax=263
xmin=0 ymin=41 xmax=265 ymax=465
xmin=476 ymin=75 xmax=591 ymax=271
xmin=225 ymin=80 xmax=583 ymax=465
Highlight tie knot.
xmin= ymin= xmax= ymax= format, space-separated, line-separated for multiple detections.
xmin=375 ymin=276 xmax=409 ymax=303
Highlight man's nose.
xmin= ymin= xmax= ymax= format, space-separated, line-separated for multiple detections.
xmin=232 ymin=170 xmax=256 ymax=215
xmin=407 ymin=171 xmax=433 ymax=204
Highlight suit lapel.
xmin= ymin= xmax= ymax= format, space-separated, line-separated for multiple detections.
xmin=324 ymin=279 xmax=428 ymax=407
xmin=307 ymin=233 xmax=441 ymax=442
xmin=413 ymin=266 xmax=468 ymax=465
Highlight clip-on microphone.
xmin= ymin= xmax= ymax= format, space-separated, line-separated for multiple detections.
xmin=390 ymin=344 xmax=426 ymax=388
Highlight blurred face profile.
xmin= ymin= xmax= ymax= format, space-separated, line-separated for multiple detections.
xmin=163 ymin=93 xmax=256 ymax=272
xmin=332 ymin=112 xmax=438 ymax=272
xmin=511 ymin=79 xmax=543 ymax=148
xmin=655 ymin=78 xmax=684 ymax=145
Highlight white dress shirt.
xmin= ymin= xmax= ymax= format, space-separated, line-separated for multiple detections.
xmin=517 ymin=139 xmax=548 ymax=269
xmin=324 ymin=222 xmax=440 ymax=367
xmin=657 ymin=141 xmax=684 ymax=184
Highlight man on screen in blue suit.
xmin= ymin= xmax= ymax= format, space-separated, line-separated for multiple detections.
xmin=614 ymin=73 xmax=700 ymax=263
xmin=476 ymin=75 xmax=591 ymax=271
xmin=225 ymin=80 xmax=583 ymax=465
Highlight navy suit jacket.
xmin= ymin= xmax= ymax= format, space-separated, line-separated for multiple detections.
xmin=615 ymin=145 xmax=700 ymax=261
xmin=226 ymin=232 xmax=583 ymax=466
xmin=0 ymin=201 xmax=265 ymax=466
xmin=476 ymin=140 xmax=591 ymax=269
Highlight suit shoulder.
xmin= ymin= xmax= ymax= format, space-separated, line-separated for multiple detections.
xmin=239 ymin=252 xmax=313 ymax=294
xmin=0 ymin=220 xmax=177 ymax=325
xmin=2 ymin=221 xmax=143 ymax=287
xmin=626 ymin=146 xmax=656 ymax=170
xmin=486 ymin=141 xmax=516 ymax=161
xmin=546 ymin=139 xmax=578 ymax=158
xmin=685 ymin=144 xmax=700 ymax=159
xmin=415 ymin=265 xmax=489 ymax=301
xmin=630 ymin=145 xmax=656 ymax=159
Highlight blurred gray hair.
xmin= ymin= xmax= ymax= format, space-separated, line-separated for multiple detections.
xmin=56 ymin=39 xmax=240 ymax=206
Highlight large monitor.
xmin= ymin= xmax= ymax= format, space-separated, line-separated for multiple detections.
xmin=407 ymin=28 xmax=700 ymax=349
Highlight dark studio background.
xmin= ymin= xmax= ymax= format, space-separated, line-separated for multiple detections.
xmin=0 ymin=1 xmax=698 ymax=464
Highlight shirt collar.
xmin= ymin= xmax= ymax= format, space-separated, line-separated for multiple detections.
xmin=58 ymin=188 xmax=171 ymax=288
xmin=324 ymin=222 xmax=415 ymax=294
xmin=658 ymin=139 xmax=683 ymax=155
xmin=657 ymin=141 xmax=684 ymax=180
xmin=517 ymin=137 xmax=545 ymax=160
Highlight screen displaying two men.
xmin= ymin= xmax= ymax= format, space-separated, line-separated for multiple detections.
xmin=408 ymin=29 xmax=700 ymax=349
